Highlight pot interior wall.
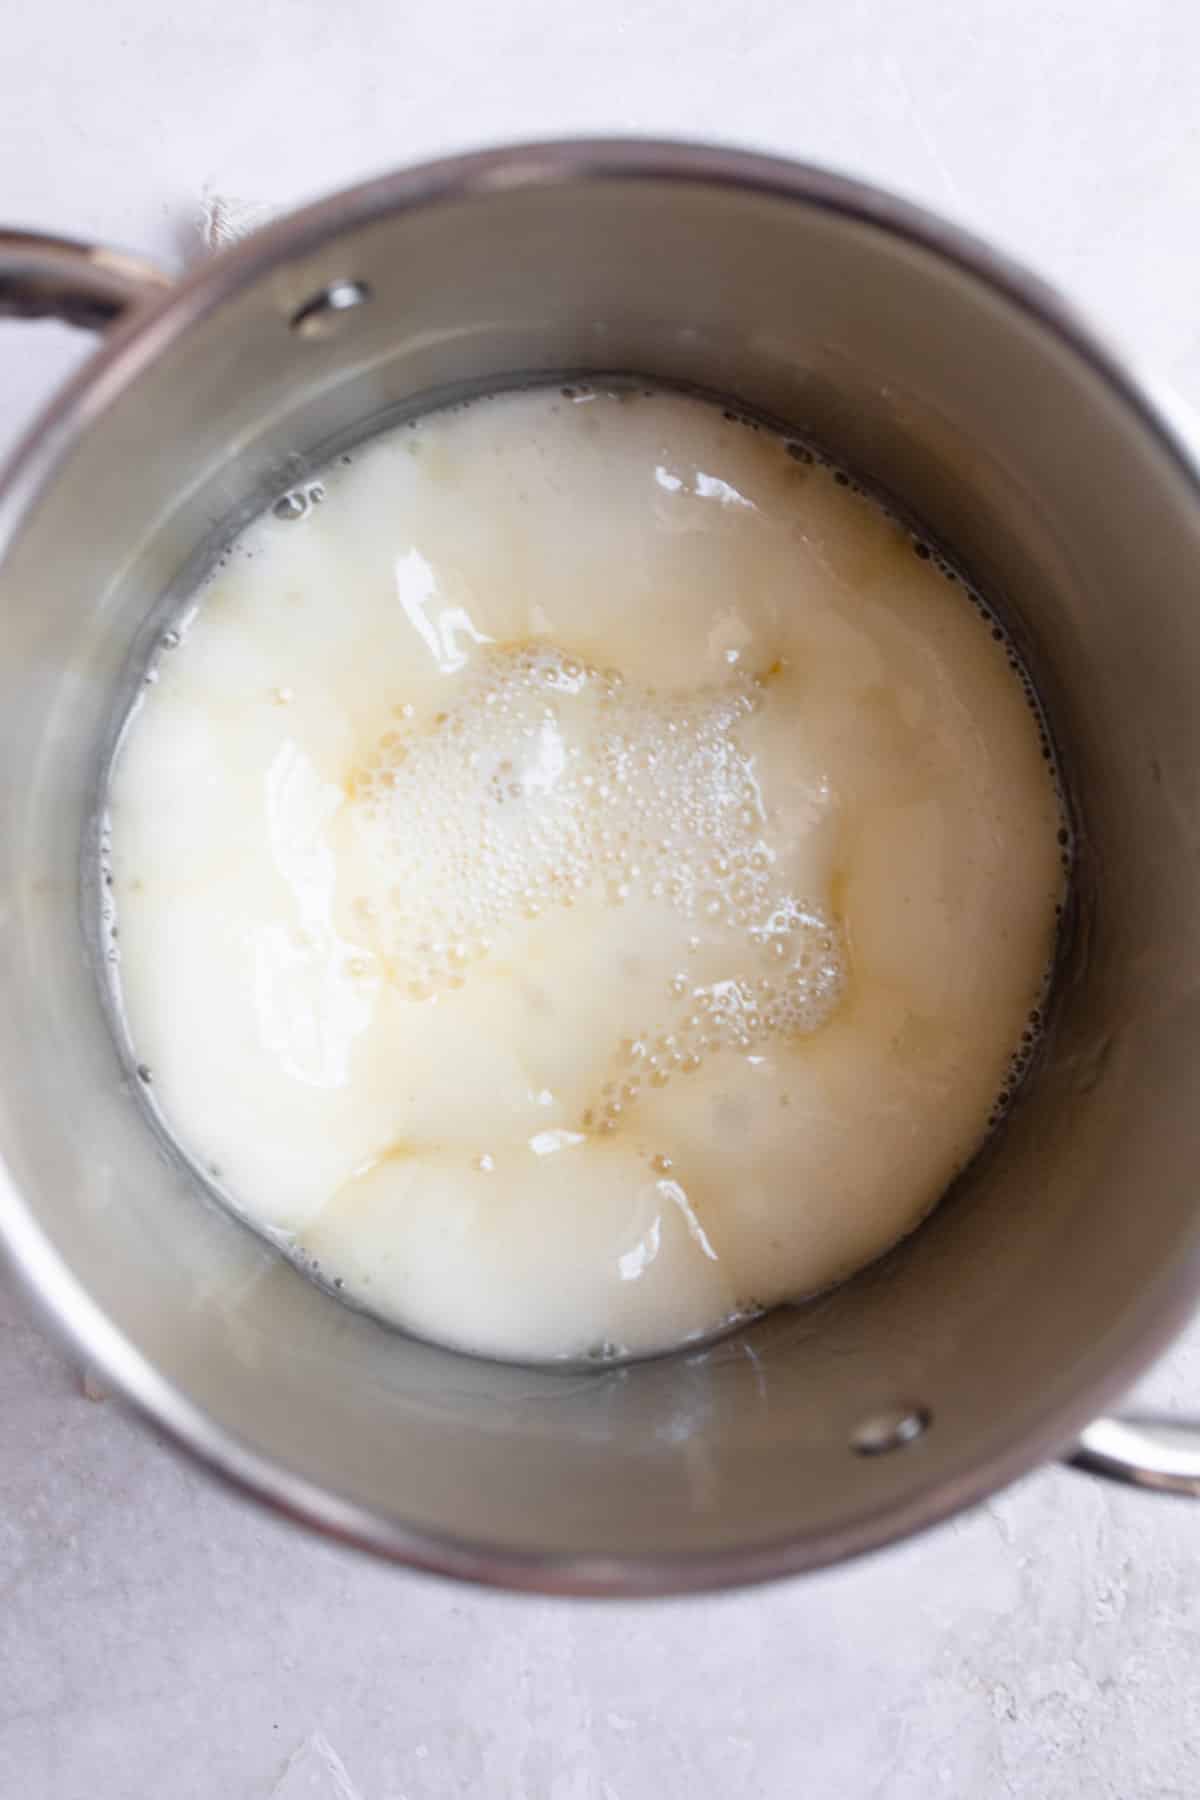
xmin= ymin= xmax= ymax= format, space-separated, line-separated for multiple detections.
xmin=2 ymin=164 xmax=1200 ymax=1581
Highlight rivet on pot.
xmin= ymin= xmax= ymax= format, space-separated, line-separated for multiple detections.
xmin=851 ymin=1406 xmax=930 ymax=1456
xmin=289 ymin=280 xmax=371 ymax=339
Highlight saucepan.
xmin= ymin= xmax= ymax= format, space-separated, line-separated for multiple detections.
xmin=1 ymin=141 xmax=1199 ymax=1596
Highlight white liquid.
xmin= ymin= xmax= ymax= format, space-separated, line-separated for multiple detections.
xmin=108 ymin=387 xmax=1065 ymax=1362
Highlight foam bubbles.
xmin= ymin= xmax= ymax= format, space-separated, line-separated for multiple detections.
xmin=348 ymin=643 xmax=845 ymax=1128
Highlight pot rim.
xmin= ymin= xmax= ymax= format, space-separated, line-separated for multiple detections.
xmin=3 ymin=136 xmax=1200 ymax=1596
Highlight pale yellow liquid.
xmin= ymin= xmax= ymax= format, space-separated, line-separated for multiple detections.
xmin=108 ymin=387 xmax=1065 ymax=1362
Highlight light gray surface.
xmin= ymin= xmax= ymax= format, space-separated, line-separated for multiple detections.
xmin=3 ymin=1 xmax=1200 ymax=1793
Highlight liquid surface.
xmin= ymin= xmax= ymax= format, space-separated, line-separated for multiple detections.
xmin=107 ymin=387 xmax=1065 ymax=1362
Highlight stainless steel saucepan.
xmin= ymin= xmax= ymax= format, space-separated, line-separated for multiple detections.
xmin=2 ymin=141 xmax=1199 ymax=1595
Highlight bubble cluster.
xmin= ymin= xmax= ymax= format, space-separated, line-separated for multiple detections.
xmin=347 ymin=643 xmax=846 ymax=1126
xmin=580 ymin=920 xmax=843 ymax=1136
xmin=272 ymin=481 xmax=326 ymax=522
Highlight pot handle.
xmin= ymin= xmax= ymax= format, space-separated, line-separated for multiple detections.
xmin=1068 ymin=1415 xmax=1200 ymax=1497
xmin=0 ymin=230 xmax=170 ymax=330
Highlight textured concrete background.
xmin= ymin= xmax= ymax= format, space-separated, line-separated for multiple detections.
xmin=3 ymin=1 xmax=1200 ymax=1793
